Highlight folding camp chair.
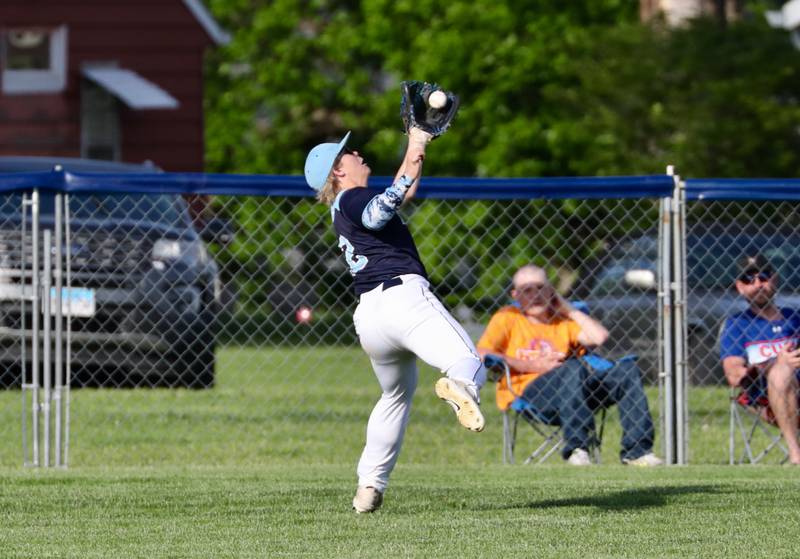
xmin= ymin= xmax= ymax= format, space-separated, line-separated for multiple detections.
xmin=729 ymin=383 xmax=791 ymax=465
xmin=484 ymin=354 xmax=606 ymax=465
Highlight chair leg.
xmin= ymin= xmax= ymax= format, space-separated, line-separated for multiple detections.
xmin=734 ymin=405 xmax=756 ymax=464
xmin=509 ymin=406 xmax=606 ymax=466
xmin=751 ymin=435 xmax=783 ymax=463
xmin=521 ymin=410 xmax=605 ymax=466
xmin=502 ymin=412 xmax=513 ymax=465
xmin=732 ymin=403 xmax=790 ymax=464
xmin=523 ymin=431 xmax=562 ymax=465
xmin=729 ymin=399 xmax=736 ymax=465
xmin=753 ymin=418 xmax=789 ymax=462
xmin=534 ymin=436 xmax=563 ymax=464
xmin=522 ymin=421 xmax=560 ymax=465
xmin=510 ymin=413 xmax=519 ymax=464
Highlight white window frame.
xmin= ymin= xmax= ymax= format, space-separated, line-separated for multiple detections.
xmin=2 ymin=26 xmax=68 ymax=94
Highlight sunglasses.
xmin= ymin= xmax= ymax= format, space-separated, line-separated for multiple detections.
xmin=738 ymin=270 xmax=773 ymax=284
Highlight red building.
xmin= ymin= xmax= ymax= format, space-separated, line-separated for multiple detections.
xmin=0 ymin=0 xmax=229 ymax=171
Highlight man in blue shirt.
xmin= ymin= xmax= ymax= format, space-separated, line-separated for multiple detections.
xmin=719 ymin=253 xmax=800 ymax=464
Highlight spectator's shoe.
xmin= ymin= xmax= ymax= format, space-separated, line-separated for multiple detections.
xmin=567 ymin=448 xmax=592 ymax=466
xmin=352 ymin=486 xmax=383 ymax=513
xmin=622 ymin=452 xmax=664 ymax=467
xmin=435 ymin=377 xmax=485 ymax=432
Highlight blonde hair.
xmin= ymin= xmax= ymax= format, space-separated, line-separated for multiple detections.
xmin=316 ymin=155 xmax=345 ymax=205
xmin=316 ymin=173 xmax=340 ymax=205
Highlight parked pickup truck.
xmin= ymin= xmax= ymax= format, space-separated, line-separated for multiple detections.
xmin=0 ymin=157 xmax=222 ymax=388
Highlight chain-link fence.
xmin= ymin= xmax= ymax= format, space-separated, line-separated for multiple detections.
xmin=13 ymin=170 xmax=800 ymax=467
xmin=0 ymin=168 xmax=681 ymax=468
xmin=684 ymin=179 xmax=800 ymax=464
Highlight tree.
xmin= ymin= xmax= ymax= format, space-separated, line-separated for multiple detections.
xmin=204 ymin=0 xmax=638 ymax=176
xmin=203 ymin=1 xmax=800 ymax=314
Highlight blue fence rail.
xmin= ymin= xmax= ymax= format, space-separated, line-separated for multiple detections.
xmin=0 ymin=170 xmax=675 ymax=199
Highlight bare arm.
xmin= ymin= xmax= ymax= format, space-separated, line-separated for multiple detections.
xmin=557 ymin=298 xmax=609 ymax=348
xmin=722 ymin=356 xmax=750 ymax=388
xmin=393 ymin=129 xmax=431 ymax=203
xmin=477 ymin=347 xmax=565 ymax=376
xmin=722 ymin=348 xmax=800 ymax=388
xmin=393 ymin=146 xmax=424 ymax=203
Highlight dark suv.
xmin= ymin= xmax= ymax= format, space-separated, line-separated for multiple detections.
xmin=0 ymin=157 xmax=220 ymax=388
xmin=577 ymin=228 xmax=800 ymax=385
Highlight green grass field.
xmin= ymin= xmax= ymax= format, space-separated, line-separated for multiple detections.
xmin=0 ymin=347 xmax=798 ymax=557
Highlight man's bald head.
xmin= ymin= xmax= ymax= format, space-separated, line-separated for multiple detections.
xmin=512 ymin=265 xmax=547 ymax=289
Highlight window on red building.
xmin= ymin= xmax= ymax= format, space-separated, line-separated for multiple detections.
xmin=1 ymin=26 xmax=67 ymax=94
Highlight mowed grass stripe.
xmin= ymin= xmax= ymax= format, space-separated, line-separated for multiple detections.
xmin=0 ymin=465 xmax=797 ymax=558
xmin=0 ymin=347 xmax=744 ymax=468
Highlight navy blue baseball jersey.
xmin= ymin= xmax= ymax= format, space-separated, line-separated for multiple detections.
xmin=332 ymin=186 xmax=428 ymax=295
xmin=719 ymin=307 xmax=800 ymax=365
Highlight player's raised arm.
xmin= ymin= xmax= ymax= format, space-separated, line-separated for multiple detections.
xmin=361 ymin=132 xmax=429 ymax=231
xmin=392 ymin=129 xmax=431 ymax=202
xmin=396 ymin=80 xmax=460 ymax=203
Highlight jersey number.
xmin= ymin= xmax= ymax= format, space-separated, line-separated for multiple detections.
xmin=339 ymin=235 xmax=368 ymax=275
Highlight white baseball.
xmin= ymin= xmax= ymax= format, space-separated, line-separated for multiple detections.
xmin=428 ymin=90 xmax=447 ymax=109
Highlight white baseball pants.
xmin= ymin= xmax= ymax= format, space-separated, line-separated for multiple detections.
xmin=352 ymin=274 xmax=486 ymax=491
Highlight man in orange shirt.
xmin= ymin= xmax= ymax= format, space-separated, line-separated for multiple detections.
xmin=477 ymin=264 xmax=661 ymax=466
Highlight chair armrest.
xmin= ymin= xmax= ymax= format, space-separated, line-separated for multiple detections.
xmin=483 ymin=354 xmax=506 ymax=371
xmin=482 ymin=355 xmax=524 ymax=398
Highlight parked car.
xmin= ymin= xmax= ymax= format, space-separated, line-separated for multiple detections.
xmin=0 ymin=157 xmax=222 ymax=388
xmin=575 ymin=228 xmax=800 ymax=386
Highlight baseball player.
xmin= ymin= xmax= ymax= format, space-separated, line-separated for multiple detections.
xmin=304 ymin=128 xmax=486 ymax=513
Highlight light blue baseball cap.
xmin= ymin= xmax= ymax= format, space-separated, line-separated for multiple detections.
xmin=304 ymin=131 xmax=351 ymax=192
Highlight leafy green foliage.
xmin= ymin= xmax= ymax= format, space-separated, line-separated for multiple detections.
xmin=205 ymin=0 xmax=639 ymax=176
xmin=554 ymin=18 xmax=800 ymax=177
xmin=206 ymin=2 xmax=800 ymax=179
xmin=203 ymin=2 xmax=800 ymax=308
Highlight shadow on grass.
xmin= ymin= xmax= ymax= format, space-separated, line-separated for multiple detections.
xmin=489 ymin=485 xmax=729 ymax=512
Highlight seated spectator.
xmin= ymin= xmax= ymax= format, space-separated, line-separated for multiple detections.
xmin=477 ymin=264 xmax=662 ymax=466
xmin=720 ymin=253 xmax=800 ymax=465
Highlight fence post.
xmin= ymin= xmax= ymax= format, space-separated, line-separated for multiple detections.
xmin=675 ymin=174 xmax=689 ymax=465
xmin=666 ymin=166 xmax=689 ymax=465
xmin=20 ymin=192 xmax=35 ymax=466
xmin=20 ymin=183 xmax=70 ymax=468
xmin=54 ymin=192 xmax=64 ymax=467
xmin=42 ymin=227 xmax=52 ymax=467
xmin=29 ymin=189 xmax=40 ymax=466
xmin=659 ymin=192 xmax=674 ymax=464
xmin=64 ymin=193 xmax=72 ymax=467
